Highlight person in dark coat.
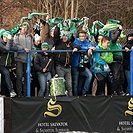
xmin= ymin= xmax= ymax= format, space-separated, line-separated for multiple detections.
xmin=0 ymin=31 xmax=17 ymax=97
xmin=34 ymin=42 xmax=55 ymax=96
xmin=53 ymin=26 xmax=80 ymax=96
xmin=123 ymin=33 xmax=133 ymax=95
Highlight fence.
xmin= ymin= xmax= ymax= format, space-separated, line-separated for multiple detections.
xmin=3 ymin=49 xmax=133 ymax=96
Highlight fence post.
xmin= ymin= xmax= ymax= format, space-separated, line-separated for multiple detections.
xmin=27 ymin=52 xmax=31 ymax=97
xmin=130 ymin=50 xmax=133 ymax=95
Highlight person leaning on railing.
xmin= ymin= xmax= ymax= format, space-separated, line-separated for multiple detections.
xmin=91 ymin=36 xmax=113 ymax=96
xmin=13 ymin=22 xmax=34 ymax=97
xmin=71 ymin=30 xmax=95 ymax=96
xmin=34 ymin=42 xmax=56 ymax=97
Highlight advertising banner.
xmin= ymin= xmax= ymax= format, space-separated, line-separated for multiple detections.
xmin=11 ymin=96 xmax=133 ymax=133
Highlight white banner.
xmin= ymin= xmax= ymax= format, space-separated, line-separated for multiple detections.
xmin=0 ymin=97 xmax=4 ymax=133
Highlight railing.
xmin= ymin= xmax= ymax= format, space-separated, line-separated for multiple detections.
xmin=5 ymin=49 xmax=133 ymax=96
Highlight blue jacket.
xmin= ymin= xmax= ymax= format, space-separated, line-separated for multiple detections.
xmin=71 ymin=38 xmax=92 ymax=67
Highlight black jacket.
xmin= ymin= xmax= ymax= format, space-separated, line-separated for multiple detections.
xmin=53 ymin=26 xmax=80 ymax=67
xmin=123 ymin=40 xmax=133 ymax=70
xmin=0 ymin=37 xmax=13 ymax=67
xmin=34 ymin=53 xmax=55 ymax=76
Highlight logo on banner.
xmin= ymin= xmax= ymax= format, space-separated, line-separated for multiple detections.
xmin=125 ymin=97 xmax=133 ymax=116
xmin=44 ymin=99 xmax=62 ymax=117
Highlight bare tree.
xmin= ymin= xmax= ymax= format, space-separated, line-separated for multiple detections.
xmin=0 ymin=0 xmax=133 ymax=29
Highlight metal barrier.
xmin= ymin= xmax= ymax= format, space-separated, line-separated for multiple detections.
xmin=4 ymin=49 xmax=133 ymax=96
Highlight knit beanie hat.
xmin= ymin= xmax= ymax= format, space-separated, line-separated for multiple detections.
xmin=3 ymin=31 xmax=11 ymax=37
xmin=0 ymin=29 xmax=6 ymax=37
xmin=41 ymin=42 xmax=49 ymax=48
xmin=22 ymin=22 xmax=30 ymax=29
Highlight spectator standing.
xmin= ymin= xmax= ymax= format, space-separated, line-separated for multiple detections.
xmin=71 ymin=30 xmax=94 ymax=96
xmin=31 ymin=34 xmax=42 ymax=96
xmin=123 ymin=33 xmax=133 ymax=95
xmin=0 ymin=31 xmax=17 ymax=97
xmin=13 ymin=22 xmax=34 ymax=97
xmin=34 ymin=42 xmax=55 ymax=96
xmin=54 ymin=26 xmax=80 ymax=96
xmin=109 ymin=25 xmax=125 ymax=95
xmin=91 ymin=36 xmax=113 ymax=95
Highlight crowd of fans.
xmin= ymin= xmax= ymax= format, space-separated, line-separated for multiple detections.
xmin=0 ymin=14 xmax=133 ymax=97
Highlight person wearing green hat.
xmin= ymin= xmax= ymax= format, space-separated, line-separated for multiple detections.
xmin=0 ymin=30 xmax=17 ymax=97
xmin=0 ymin=29 xmax=6 ymax=37
xmin=34 ymin=42 xmax=55 ymax=96
xmin=22 ymin=22 xmax=30 ymax=30
xmin=13 ymin=21 xmax=34 ymax=97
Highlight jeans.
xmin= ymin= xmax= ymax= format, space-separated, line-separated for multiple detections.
xmin=16 ymin=61 xmax=27 ymax=96
xmin=0 ymin=65 xmax=13 ymax=93
xmin=80 ymin=67 xmax=92 ymax=94
xmin=71 ymin=67 xmax=92 ymax=96
xmin=125 ymin=70 xmax=130 ymax=93
xmin=71 ymin=67 xmax=79 ymax=96
xmin=38 ymin=72 xmax=51 ymax=97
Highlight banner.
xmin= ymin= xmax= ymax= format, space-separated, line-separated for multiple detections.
xmin=0 ymin=97 xmax=4 ymax=133
xmin=11 ymin=96 xmax=133 ymax=133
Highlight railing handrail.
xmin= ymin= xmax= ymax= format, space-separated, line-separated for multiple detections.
xmin=4 ymin=49 xmax=131 ymax=53
xmin=2 ymin=49 xmax=133 ymax=96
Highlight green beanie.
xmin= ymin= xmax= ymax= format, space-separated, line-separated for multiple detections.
xmin=0 ymin=29 xmax=6 ymax=37
xmin=22 ymin=22 xmax=30 ymax=29
xmin=3 ymin=31 xmax=11 ymax=37
xmin=41 ymin=42 xmax=49 ymax=48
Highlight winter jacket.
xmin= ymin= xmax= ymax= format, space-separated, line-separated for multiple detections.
xmin=123 ymin=40 xmax=133 ymax=70
xmin=13 ymin=32 xmax=34 ymax=63
xmin=109 ymin=29 xmax=123 ymax=61
xmin=0 ymin=37 xmax=13 ymax=67
xmin=34 ymin=53 xmax=55 ymax=76
xmin=91 ymin=41 xmax=113 ymax=77
xmin=71 ymin=38 xmax=92 ymax=67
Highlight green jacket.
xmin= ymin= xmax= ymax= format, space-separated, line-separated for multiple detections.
xmin=98 ymin=41 xmax=113 ymax=64
xmin=109 ymin=29 xmax=123 ymax=57
xmin=109 ymin=40 xmax=123 ymax=57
